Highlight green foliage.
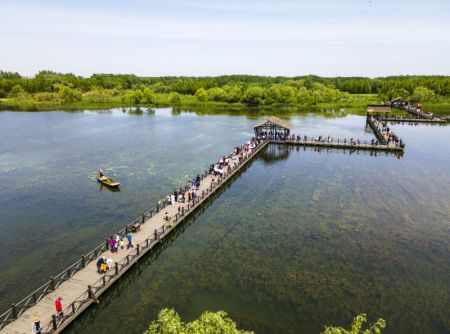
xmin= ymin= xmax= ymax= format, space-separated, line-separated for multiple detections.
xmin=242 ymin=86 xmax=265 ymax=105
xmin=412 ymin=86 xmax=435 ymax=102
xmin=195 ymin=88 xmax=207 ymax=101
xmin=9 ymin=84 xmax=26 ymax=98
xmin=322 ymin=314 xmax=386 ymax=334
xmin=169 ymin=92 xmax=181 ymax=103
xmin=1 ymin=69 xmax=449 ymax=108
xmin=144 ymin=308 xmax=253 ymax=334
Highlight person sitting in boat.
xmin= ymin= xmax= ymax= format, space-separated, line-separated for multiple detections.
xmin=98 ymin=169 xmax=104 ymax=178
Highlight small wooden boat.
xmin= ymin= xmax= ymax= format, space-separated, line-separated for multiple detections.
xmin=97 ymin=175 xmax=120 ymax=188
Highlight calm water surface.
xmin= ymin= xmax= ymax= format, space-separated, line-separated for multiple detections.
xmin=0 ymin=109 xmax=449 ymax=333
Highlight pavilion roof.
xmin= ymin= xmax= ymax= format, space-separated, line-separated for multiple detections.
xmin=253 ymin=116 xmax=292 ymax=130
xmin=367 ymin=105 xmax=392 ymax=113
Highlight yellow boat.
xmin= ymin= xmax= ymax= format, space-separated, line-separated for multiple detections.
xmin=97 ymin=175 xmax=120 ymax=188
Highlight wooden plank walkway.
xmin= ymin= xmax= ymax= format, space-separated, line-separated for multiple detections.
xmin=271 ymin=139 xmax=403 ymax=151
xmin=392 ymin=105 xmax=447 ymax=122
xmin=377 ymin=116 xmax=447 ymax=124
xmin=0 ymin=140 xmax=270 ymax=334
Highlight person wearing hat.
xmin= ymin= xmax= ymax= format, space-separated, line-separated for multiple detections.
xmin=32 ymin=316 xmax=42 ymax=334
xmin=55 ymin=296 xmax=63 ymax=318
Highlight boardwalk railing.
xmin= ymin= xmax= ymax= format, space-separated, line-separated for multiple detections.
xmin=0 ymin=139 xmax=269 ymax=332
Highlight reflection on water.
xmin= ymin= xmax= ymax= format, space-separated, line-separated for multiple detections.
xmin=0 ymin=109 xmax=449 ymax=334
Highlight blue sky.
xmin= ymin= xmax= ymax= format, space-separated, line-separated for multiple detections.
xmin=0 ymin=0 xmax=449 ymax=77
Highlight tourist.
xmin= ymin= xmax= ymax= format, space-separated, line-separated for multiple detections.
xmin=120 ymin=238 xmax=125 ymax=250
xmin=114 ymin=235 xmax=120 ymax=253
xmin=96 ymin=256 xmax=106 ymax=273
xmin=32 ymin=316 xmax=42 ymax=334
xmin=55 ymin=297 xmax=63 ymax=319
xmin=109 ymin=236 xmax=114 ymax=253
xmin=106 ymin=258 xmax=113 ymax=271
xmin=126 ymin=232 xmax=133 ymax=249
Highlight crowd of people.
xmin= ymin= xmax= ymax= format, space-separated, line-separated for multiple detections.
xmin=370 ymin=117 xmax=404 ymax=147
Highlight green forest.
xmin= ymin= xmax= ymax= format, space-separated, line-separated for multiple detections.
xmin=1 ymin=70 xmax=449 ymax=111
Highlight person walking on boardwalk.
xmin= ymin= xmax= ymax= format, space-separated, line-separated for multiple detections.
xmin=109 ymin=236 xmax=114 ymax=253
xmin=126 ymin=232 xmax=133 ymax=249
xmin=55 ymin=296 xmax=64 ymax=318
xmin=32 ymin=316 xmax=42 ymax=334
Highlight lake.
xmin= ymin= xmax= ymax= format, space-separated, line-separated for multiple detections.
xmin=0 ymin=108 xmax=449 ymax=333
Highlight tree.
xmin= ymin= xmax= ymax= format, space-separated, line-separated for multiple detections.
xmin=206 ymin=87 xmax=228 ymax=102
xmin=144 ymin=308 xmax=253 ymax=334
xmin=411 ymin=86 xmax=435 ymax=102
xmin=9 ymin=84 xmax=26 ymax=98
xmin=322 ymin=314 xmax=386 ymax=334
xmin=195 ymin=88 xmax=207 ymax=102
xmin=241 ymin=86 xmax=265 ymax=105
xmin=169 ymin=92 xmax=181 ymax=103
xmin=143 ymin=88 xmax=156 ymax=104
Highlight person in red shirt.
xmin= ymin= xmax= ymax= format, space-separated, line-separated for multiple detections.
xmin=55 ymin=297 xmax=63 ymax=318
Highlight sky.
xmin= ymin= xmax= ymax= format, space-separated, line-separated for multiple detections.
xmin=0 ymin=0 xmax=449 ymax=77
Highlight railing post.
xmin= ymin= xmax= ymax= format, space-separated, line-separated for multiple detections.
xmin=125 ymin=225 xmax=128 ymax=234
xmin=137 ymin=244 xmax=140 ymax=255
xmin=71 ymin=303 xmax=76 ymax=314
xmin=181 ymin=207 xmax=185 ymax=216
xmin=154 ymin=229 xmax=157 ymax=240
xmin=126 ymin=255 xmax=130 ymax=265
xmin=67 ymin=267 xmax=71 ymax=279
xmin=81 ymin=255 xmax=86 ymax=268
xmin=50 ymin=276 xmax=55 ymax=291
xmin=156 ymin=202 xmax=160 ymax=212
xmin=105 ymin=238 xmax=109 ymax=251
xmin=141 ymin=213 xmax=145 ymax=224
xmin=11 ymin=304 xmax=17 ymax=319
xmin=32 ymin=292 xmax=37 ymax=304
xmin=102 ymin=276 xmax=106 ymax=286
xmin=52 ymin=314 xmax=57 ymax=330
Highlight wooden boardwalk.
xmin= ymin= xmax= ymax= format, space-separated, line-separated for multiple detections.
xmin=272 ymin=139 xmax=403 ymax=151
xmin=392 ymin=105 xmax=447 ymax=122
xmin=377 ymin=116 xmax=447 ymax=124
xmin=0 ymin=141 xmax=269 ymax=334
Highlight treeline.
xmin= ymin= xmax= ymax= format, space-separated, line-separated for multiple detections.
xmin=1 ymin=70 xmax=449 ymax=106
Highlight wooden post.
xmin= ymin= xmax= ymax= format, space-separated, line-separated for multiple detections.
xmin=11 ymin=304 xmax=17 ymax=319
xmin=146 ymin=238 xmax=149 ymax=247
xmin=32 ymin=293 xmax=37 ymax=304
xmin=71 ymin=303 xmax=76 ymax=315
xmin=156 ymin=202 xmax=159 ymax=212
xmin=125 ymin=225 xmax=128 ymax=234
xmin=50 ymin=276 xmax=55 ymax=291
xmin=67 ymin=268 xmax=71 ymax=279
xmin=154 ymin=229 xmax=157 ymax=240
xmin=115 ymin=262 xmax=119 ymax=275
xmin=81 ymin=255 xmax=86 ymax=268
xmin=137 ymin=244 xmax=140 ymax=255
xmin=105 ymin=238 xmax=109 ymax=251
xmin=141 ymin=213 xmax=145 ymax=224
xmin=102 ymin=276 xmax=106 ymax=286
xmin=88 ymin=285 xmax=99 ymax=303
xmin=126 ymin=255 xmax=130 ymax=265
xmin=52 ymin=314 xmax=57 ymax=330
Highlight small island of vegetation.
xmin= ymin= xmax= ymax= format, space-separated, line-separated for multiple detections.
xmin=1 ymin=70 xmax=449 ymax=114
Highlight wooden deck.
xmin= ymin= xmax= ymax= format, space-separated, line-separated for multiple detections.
xmin=271 ymin=139 xmax=403 ymax=151
xmin=0 ymin=141 xmax=269 ymax=334
xmin=377 ymin=116 xmax=447 ymax=124
xmin=392 ymin=105 xmax=447 ymax=122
